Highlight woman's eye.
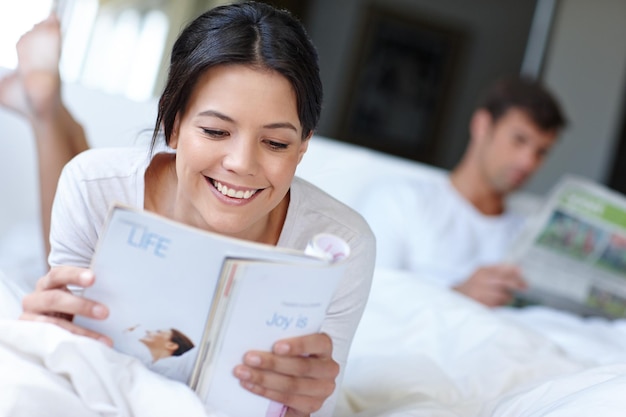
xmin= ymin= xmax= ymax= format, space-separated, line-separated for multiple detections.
xmin=513 ymin=134 xmax=527 ymax=146
xmin=202 ymin=128 xmax=228 ymax=139
xmin=265 ymin=140 xmax=289 ymax=150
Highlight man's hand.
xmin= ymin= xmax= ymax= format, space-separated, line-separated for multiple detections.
xmin=453 ymin=264 xmax=527 ymax=307
xmin=233 ymin=333 xmax=339 ymax=417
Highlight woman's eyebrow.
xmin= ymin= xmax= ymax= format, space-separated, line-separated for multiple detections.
xmin=263 ymin=122 xmax=298 ymax=132
xmin=198 ymin=110 xmax=234 ymax=122
xmin=198 ymin=110 xmax=298 ymax=132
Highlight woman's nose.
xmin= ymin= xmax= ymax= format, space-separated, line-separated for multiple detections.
xmin=221 ymin=136 xmax=259 ymax=176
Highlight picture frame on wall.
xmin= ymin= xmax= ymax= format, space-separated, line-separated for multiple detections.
xmin=337 ymin=5 xmax=465 ymax=164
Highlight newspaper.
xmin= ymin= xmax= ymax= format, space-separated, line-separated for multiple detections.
xmin=507 ymin=175 xmax=626 ymax=318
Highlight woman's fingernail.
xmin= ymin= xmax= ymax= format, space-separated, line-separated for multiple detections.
xmin=79 ymin=271 xmax=94 ymax=285
xmin=99 ymin=336 xmax=113 ymax=346
xmin=235 ymin=367 xmax=251 ymax=380
xmin=92 ymin=305 xmax=107 ymax=318
xmin=245 ymin=354 xmax=261 ymax=366
xmin=274 ymin=342 xmax=290 ymax=355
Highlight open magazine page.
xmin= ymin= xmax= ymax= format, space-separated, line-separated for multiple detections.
xmin=192 ymin=233 xmax=350 ymax=416
xmin=507 ymin=175 xmax=626 ymax=318
xmin=75 ymin=204 xmax=330 ymax=383
xmin=195 ymin=260 xmax=347 ymax=417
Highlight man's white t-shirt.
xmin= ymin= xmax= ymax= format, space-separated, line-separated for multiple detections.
xmin=359 ymin=175 xmax=525 ymax=287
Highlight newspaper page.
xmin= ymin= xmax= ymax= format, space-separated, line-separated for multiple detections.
xmin=507 ymin=175 xmax=626 ymax=318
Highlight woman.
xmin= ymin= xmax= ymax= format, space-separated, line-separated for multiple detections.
xmin=20 ymin=3 xmax=375 ymax=416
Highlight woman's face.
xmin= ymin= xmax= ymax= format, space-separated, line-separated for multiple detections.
xmin=169 ymin=64 xmax=309 ymax=242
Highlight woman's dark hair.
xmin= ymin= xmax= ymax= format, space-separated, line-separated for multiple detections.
xmin=151 ymin=1 xmax=322 ymax=149
xmin=476 ymin=75 xmax=567 ymax=132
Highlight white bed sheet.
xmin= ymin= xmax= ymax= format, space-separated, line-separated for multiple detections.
xmin=335 ymin=268 xmax=626 ymax=417
xmin=2 ymin=230 xmax=626 ymax=416
xmin=0 ymin=273 xmax=215 ymax=417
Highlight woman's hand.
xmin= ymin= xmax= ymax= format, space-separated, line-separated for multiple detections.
xmin=233 ymin=333 xmax=339 ymax=417
xmin=20 ymin=266 xmax=112 ymax=345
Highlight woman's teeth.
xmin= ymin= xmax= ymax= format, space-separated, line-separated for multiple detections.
xmin=213 ymin=180 xmax=257 ymax=199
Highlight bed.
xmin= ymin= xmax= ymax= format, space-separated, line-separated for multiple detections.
xmin=299 ymin=134 xmax=626 ymax=417
xmin=1 ymin=80 xmax=626 ymax=416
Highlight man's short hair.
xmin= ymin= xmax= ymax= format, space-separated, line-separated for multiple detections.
xmin=170 ymin=328 xmax=195 ymax=356
xmin=476 ymin=74 xmax=567 ymax=132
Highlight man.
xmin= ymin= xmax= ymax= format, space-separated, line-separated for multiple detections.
xmin=116 ymin=325 xmax=197 ymax=382
xmin=360 ymin=75 xmax=567 ymax=307
xmin=139 ymin=328 xmax=195 ymax=363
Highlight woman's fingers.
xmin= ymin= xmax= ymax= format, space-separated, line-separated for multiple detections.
xmin=35 ymin=266 xmax=94 ymax=291
xmin=21 ymin=266 xmax=111 ymax=345
xmin=238 ymin=355 xmax=336 ymax=396
xmin=22 ymin=287 xmax=108 ymax=319
xmin=233 ymin=333 xmax=339 ymax=415
xmin=20 ymin=312 xmax=113 ymax=346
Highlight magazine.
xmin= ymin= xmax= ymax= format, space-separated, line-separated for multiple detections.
xmin=74 ymin=204 xmax=349 ymax=416
xmin=507 ymin=175 xmax=626 ymax=318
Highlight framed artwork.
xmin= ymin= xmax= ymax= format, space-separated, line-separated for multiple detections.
xmin=337 ymin=6 xmax=465 ymax=164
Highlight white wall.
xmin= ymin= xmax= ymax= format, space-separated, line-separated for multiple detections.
xmin=519 ymin=0 xmax=626 ymax=194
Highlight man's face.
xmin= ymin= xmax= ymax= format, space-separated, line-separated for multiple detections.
xmin=475 ymin=108 xmax=558 ymax=194
xmin=141 ymin=329 xmax=174 ymax=350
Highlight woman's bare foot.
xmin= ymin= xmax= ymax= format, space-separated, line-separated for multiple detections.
xmin=0 ymin=12 xmax=86 ymax=151
xmin=0 ymin=72 xmax=31 ymax=117
xmin=0 ymin=13 xmax=62 ymax=122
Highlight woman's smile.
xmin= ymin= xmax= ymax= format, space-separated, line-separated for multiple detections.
xmin=208 ymin=177 xmax=262 ymax=202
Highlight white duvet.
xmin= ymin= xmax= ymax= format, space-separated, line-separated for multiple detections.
xmin=1 ymin=266 xmax=626 ymax=416
xmin=336 ymin=268 xmax=626 ymax=416
xmin=0 ymin=272 xmax=212 ymax=417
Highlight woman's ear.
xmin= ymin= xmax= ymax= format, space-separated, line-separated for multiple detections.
xmin=169 ymin=114 xmax=181 ymax=149
xmin=296 ymin=132 xmax=312 ymax=164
